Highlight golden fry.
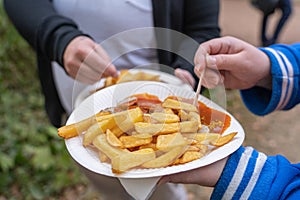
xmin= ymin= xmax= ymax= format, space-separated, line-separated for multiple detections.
xmin=193 ymin=143 xmax=209 ymax=154
xmin=163 ymin=108 xmax=175 ymax=115
xmin=142 ymin=146 xmax=187 ymax=168
xmin=92 ymin=134 xmax=124 ymax=159
xmin=178 ymin=151 xmax=204 ymax=164
xmin=156 ymin=132 xmax=188 ymax=151
xmin=162 ymin=99 xmax=198 ymax=112
xmin=104 ymin=76 xmax=117 ymax=88
xmin=178 ymin=110 xmax=189 ymax=121
xmin=58 ymin=110 xmax=111 ymax=139
xmin=180 ymin=121 xmax=199 ymax=133
xmin=109 ymin=126 xmax=124 ymax=137
xmin=138 ymin=143 xmax=157 ymax=151
xmin=143 ymin=114 xmax=152 ymax=123
xmin=212 ymin=132 xmax=238 ymax=147
xmin=98 ymin=151 xmax=109 ymax=163
xmin=116 ymin=71 xmax=160 ymax=84
xmin=96 ymin=107 xmax=142 ymax=122
xmin=184 ymin=133 xmax=221 ymax=145
xmin=83 ymin=118 xmax=116 ymax=147
xmin=58 ymin=116 xmax=96 ymax=139
xmin=96 ymin=107 xmax=144 ymax=137
xmin=150 ymin=112 xmax=180 ymax=123
xmin=134 ymin=122 xmax=179 ymax=135
xmin=106 ymin=129 xmax=124 ymax=148
xmin=188 ymin=111 xmax=202 ymax=129
xmin=111 ymin=148 xmax=156 ymax=173
xmin=186 ymin=145 xmax=201 ymax=151
xmin=119 ymin=135 xmax=153 ymax=148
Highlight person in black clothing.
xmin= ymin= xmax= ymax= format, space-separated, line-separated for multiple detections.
xmin=261 ymin=0 xmax=293 ymax=46
xmin=3 ymin=0 xmax=220 ymax=129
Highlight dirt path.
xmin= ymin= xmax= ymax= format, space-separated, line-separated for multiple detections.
xmin=186 ymin=0 xmax=300 ymax=199
xmin=220 ymin=0 xmax=300 ymax=45
xmin=220 ymin=0 xmax=300 ymax=167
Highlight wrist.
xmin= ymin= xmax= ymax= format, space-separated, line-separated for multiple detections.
xmin=255 ymin=50 xmax=272 ymax=89
xmin=203 ymin=156 xmax=228 ymax=187
xmin=256 ymin=74 xmax=272 ymax=89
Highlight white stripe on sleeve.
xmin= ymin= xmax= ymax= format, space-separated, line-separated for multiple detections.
xmin=277 ymin=51 xmax=294 ymax=109
xmin=264 ymin=48 xmax=291 ymax=110
xmin=240 ymin=152 xmax=268 ymax=199
xmin=222 ymin=147 xmax=254 ymax=200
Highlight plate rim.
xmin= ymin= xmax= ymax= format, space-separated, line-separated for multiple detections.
xmin=74 ymin=68 xmax=193 ymax=108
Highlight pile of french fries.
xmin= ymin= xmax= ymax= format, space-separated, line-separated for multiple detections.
xmin=58 ymin=93 xmax=237 ymax=173
xmin=91 ymin=70 xmax=161 ymax=94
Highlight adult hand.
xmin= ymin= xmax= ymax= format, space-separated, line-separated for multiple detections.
xmin=63 ymin=36 xmax=118 ymax=84
xmin=193 ymin=36 xmax=272 ymax=90
xmin=174 ymin=68 xmax=196 ymax=89
xmin=160 ymin=157 xmax=228 ymax=187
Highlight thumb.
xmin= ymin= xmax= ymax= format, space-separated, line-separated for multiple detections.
xmin=194 ymin=54 xmax=217 ymax=76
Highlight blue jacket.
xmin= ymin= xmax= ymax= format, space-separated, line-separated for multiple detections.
xmin=212 ymin=43 xmax=300 ymax=199
xmin=241 ymin=43 xmax=300 ymax=116
xmin=212 ymin=146 xmax=300 ymax=199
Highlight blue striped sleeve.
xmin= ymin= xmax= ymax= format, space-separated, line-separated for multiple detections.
xmin=240 ymin=43 xmax=300 ymax=116
xmin=211 ymin=146 xmax=300 ymax=200
xmin=211 ymin=147 xmax=268 ymax=200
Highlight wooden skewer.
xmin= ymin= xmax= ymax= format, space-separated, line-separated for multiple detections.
xmin=193 ymin=54 xmax=208 ymax=106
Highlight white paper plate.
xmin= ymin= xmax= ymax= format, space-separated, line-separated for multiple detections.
xmin=66 ymin=81 xmax=245 ymax=178
xmin=74 ymin=69 xmax=193 ymax=108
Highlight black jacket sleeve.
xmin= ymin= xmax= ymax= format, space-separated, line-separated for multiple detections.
xmin=179 ymin=0 xmax=220 ymax=85
xmin=153 ymin=0 xmax=220 ymax=88
xmin=3 ymin=0 xmax=89 ymax=127
xmin=3 ymin=0 xmax=87 ymax=66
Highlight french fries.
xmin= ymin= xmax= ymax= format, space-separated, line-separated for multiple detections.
xmin=106 ymin=129 xmax=124 ymax=148
xmin=83 ymin=119 xmax=115 ymax=147
xmin=134 ymin=122 xmax=180 ymax=135
xmin=112 ymin=148 xmax=156 ymax=173
xmin=156 ymin=132 xmax=188 ymax=151
xmin=58 ymin=110 xmax=111 ymax=139
xmin=212 ymin=132 xmax=238 ymax=147
xmin=177 ymin=151 xmax=204 ymax=164
xmin=142 ymin=146 xmax=187 ymax=168
xmin=116 ymin=70 xmax=160 ymax=84
xmin=162 ymin=98 xmax=198 ymax=112
xmin=149 ymin=112 xmax=180 ymax=123
xmin=93 ymin=134 xmax=124 ymax=159
xmin=91 ymin=70 xmax=161 ymax=94
xmin=58 ymin=93 xmax=238 ymax=173
xmin=119 ymin=135 xmax=153 ymax=148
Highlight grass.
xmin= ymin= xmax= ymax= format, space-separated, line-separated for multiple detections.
xmin=0 ymin=1 xmax=87 ymax=199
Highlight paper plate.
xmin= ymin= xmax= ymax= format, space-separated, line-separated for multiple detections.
xmin=65 ymin=81 xmax=245 ymax=178
xmin=74 ymin=69 xmax=193 ymax=108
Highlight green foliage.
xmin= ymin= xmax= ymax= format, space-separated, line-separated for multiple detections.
xmin=0 ymin=1 xmax=86 ymax=198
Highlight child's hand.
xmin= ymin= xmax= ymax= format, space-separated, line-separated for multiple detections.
xmin=194 ymin=36 xmax=272 ymax=90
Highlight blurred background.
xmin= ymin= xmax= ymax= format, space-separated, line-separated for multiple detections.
xmin=1 ymin=0 xmax=300 ymax=199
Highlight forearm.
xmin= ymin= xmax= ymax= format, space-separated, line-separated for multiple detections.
xmin=3 ymin=0 xmax=87 ymax=66
xmin=4 ymin=0 xmax=56 ymax=48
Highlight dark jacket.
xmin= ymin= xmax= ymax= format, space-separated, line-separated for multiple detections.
xmin=4 ymin=0 xmax=220 ymax=127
